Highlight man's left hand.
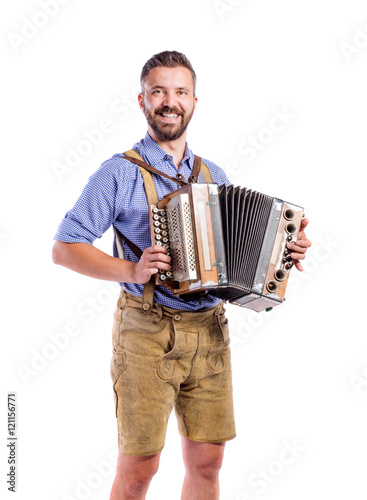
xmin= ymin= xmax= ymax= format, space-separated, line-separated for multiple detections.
xmin=287 ymin=218 xmax=311 ymax=271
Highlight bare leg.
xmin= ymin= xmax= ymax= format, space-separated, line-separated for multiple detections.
xmin=110 ymin=450 xmax=161 ymax=500
xmin=180 ymin=437 xmax=225 ymax=500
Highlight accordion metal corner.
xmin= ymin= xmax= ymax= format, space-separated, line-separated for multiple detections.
xmin=149 ymin=182 xmax=304 ymax=312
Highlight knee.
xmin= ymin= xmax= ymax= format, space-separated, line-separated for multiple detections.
xmin=188 ymin=450 xmax=224 ymax=481
xmin=126 ymin=459 xmax=159 ymax=493
xmin=198 ymin=456 xmax=223 ymax=481
xmin=114 ymin=453 xmax=160 ymax=496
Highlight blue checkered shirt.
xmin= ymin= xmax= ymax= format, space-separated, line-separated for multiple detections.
xmin=54 ymin=133 xmax=231 ymax=310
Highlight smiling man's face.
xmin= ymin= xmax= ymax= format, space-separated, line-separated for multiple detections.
xmin=138 ymin=66 xmax=197 ymax=143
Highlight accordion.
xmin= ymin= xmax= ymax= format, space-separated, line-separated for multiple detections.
xmin=149 ymin=183 xmax=304 ymax=312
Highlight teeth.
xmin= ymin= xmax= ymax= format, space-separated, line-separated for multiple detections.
xmin=162 ymin=113 xmax=178 ymax=118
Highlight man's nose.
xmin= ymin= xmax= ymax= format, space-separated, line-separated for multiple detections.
xmin=162 ymin=91 xmax=177 ymax=109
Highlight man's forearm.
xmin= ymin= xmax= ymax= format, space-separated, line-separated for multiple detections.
xmin=52 ymin=240 xmax=136 ymax=282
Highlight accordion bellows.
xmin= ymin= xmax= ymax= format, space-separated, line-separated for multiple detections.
xmin=149 ymin=183 xmax=304 ymax=312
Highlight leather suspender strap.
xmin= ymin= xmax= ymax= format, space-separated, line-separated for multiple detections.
xmin=188 ymin=156 xmax=213 ymax=184
xmin=114 ymin=148 xmax=213 ymax=312
xmin=199 ymin=159 xmax=213 ymax=183
xmin=121 ymin=154 xmax=188 ymax=187
xmin=188 ymin=155 xmax=201 ymax=183
xmin=113 ymin=226 xmax=142 ymax=259
xmin=122 ymin=150 xmax=159 ymax=313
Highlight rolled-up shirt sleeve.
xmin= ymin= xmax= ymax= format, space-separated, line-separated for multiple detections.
xmin=54 ymin=158 xmax=122 ymax=244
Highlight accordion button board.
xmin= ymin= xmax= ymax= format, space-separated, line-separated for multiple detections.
xmin=149 ymin=183 xmax=304 ymax=312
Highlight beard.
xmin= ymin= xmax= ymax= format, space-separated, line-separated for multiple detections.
xmin=143 ymin=104 xmax=195 ymax=141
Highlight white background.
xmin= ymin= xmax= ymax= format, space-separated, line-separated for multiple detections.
xmin=1 ymin=0 xmax=366 ymax=499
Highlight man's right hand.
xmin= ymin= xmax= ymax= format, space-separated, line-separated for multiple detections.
xmin=52 ymin=240 xmax=171 ymax=285
xmin=132 ymin=245 xmax=171 ymax=284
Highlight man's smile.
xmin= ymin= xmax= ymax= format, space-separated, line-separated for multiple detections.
xmin=156 ymin=110 xmax=182 ymax=123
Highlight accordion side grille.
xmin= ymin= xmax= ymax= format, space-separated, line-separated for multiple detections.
xmin=183 ymin=201 xmax=196 ymax=272
xmin=166 ymin=199 xmax=197 ymax=281
xmin=167 ymin=204 xmax=186 ymax=275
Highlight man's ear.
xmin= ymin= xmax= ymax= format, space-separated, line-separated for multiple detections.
xmin=138 ymin=92 xmax=144 ymax=110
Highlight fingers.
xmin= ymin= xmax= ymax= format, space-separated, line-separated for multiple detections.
xmin=142 ymin=245 xmax=171 ymax=271
xmin=293 ymin=260 xmax=304 ymax=272
xmin=287 ymin=222 xmax=312 ymax=271
xmin=299 ymin=217 xmax=309 ymax=232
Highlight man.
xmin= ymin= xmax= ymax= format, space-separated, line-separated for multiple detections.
xmin=52 ymin=51 xmax=311 ymax=500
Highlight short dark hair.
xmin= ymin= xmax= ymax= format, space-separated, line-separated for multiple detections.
xmin=140 ymin=51 xmax=197 ymax=94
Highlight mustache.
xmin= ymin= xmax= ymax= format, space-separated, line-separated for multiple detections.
xmin=155 ymin=106 xmax=183 ymax=116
